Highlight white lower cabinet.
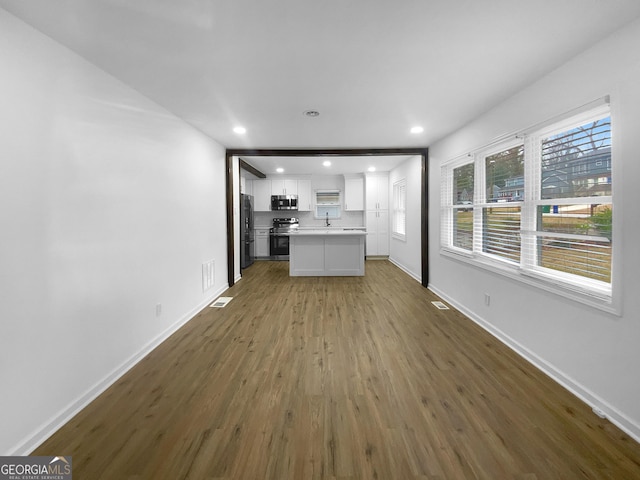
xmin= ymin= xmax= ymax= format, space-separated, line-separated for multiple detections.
xmin=365 ymin=210 xmax=389 ymax=256
xmin=255 ymin=228 xmax=270 ymax=257
xmin=289 ymin=232 xmax=365 ymax=276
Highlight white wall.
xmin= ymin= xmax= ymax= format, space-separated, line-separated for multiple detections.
xmin=428 ymin=18 xmax=640 ymax=441
xmin=0 ymin=9 xmax=228 ymax=455
xmin=389 ymin=155 xmax=422 ymax=281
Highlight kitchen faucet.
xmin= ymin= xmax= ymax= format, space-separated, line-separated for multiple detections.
xmin=325 ymin=212 xmax=331 ymax=227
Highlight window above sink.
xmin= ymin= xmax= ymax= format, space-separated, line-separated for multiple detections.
xmin=315 ymin=190 xmax=341 ymax=219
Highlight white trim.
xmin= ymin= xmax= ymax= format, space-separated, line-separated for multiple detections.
xmin=522 ymin=230 xmax=610 ymax=243
xmin=428 ymin=283 xmax=639 ymax=445
xmin=440 ymin=248 xmax=619 ymax=315
xmin=8 ymin=284 xmax=229 ymax=456
xmin=535 ymin=196 xmax=612 ymax=206
xmin=388 ymin=257 xmax=421 ymax=283
xmin=532 ymin=104 xmax=611 ymax=139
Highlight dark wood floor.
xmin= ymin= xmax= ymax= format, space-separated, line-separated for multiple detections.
xmin=34 ymin=261 xmax=640 ymax=479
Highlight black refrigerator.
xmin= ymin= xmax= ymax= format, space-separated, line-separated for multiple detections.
xmin=240 ymin=194 xmax=254 ymax=269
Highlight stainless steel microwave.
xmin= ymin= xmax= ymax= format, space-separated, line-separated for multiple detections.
xmin=271 ymin=195 xmax=298 ymax=211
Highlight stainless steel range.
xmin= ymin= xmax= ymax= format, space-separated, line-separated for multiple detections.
xmin=270 ymin=217 xmax=299 ymax=260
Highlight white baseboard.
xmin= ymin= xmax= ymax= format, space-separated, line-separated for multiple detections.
xmin=10 ymin=284 xmax=229 ymax=456
xmin=388 ymin=257 xmax=421 ymax=284
xmin=428 ymin=284 xmax=640 ymax=444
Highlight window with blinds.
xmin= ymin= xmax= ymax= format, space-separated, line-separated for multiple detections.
xmin=440 ymin=102 xmax=613 ymax=304
xmin=314 ymin=190 xmax=341 ymax=219
xmin=524 ymin=114 xmax=612 ymax=289
xmin=482 ymin=145 xmax=524 ymax=263
xmin=392 ymin=179 xmax=406 ymax=239
xmin=452 ymin=162 xmax=474 ymax=250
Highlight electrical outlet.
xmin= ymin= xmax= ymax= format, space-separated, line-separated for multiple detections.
xmin=156 ymin=303 xmax=162 ymax=317
xmin=484 ymin=294 xmax=490 ymax=306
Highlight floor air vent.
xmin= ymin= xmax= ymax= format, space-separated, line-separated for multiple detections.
xmin=210 ymin=296 xmax=233 ymax=308
xmin=431 ymin=301 xmax=449 ymax=310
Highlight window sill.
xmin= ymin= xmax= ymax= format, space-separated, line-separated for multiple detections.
xmin=440 ymin=247 xmax=619 ymax=315
xmin=392 ymin=232 xmax=406 ymax=242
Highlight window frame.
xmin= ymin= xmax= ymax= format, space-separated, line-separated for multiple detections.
xmin=444 ymin=159 xmax=475 ymax=252
xmin=475 ymin=139 xmax=525 ymax=266
xmin=440 ymin=102 xmax=616 ymax=312
xmin=314 ymin=190 xmax=341 ymax=220
xmin=392 ymin=178 xmax=407 ymax=240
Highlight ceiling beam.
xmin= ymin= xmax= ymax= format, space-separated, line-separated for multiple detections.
xmin=239 ymin=159 xmax=266 ymax=178
xmin=227 ymin=147 xmax=427 ymax=157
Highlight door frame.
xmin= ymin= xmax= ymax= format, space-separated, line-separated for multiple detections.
xmin=225 ymin=148 xmax=429 ymax=287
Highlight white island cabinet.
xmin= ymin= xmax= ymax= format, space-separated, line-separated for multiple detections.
xmin=289 ymin=230 xmax=366 ymax=276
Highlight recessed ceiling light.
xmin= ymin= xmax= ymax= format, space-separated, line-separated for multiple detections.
xmin=303 ymin=110 xmax=320 ymax=117
xmin=368 ymin=166 xmax=376 ymax=172
xmin=323 ymin=160 xmax=331 ymax=167
xmin=410 ymin=126 xmax=424 ymax=134
xmin=233 ymin=126 xmax=246 ymax=134
xmin=276 ymin=167 xmax=284 ymax=173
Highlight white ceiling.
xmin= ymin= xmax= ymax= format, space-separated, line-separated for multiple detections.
xmin=2 ymin=0 xmax=640 ymax=174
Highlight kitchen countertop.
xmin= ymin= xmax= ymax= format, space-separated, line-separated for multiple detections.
xmin=289 ymin=228 xmax=366 ymax=235
xmin=297 ymin=226 xmax=365 ymax=230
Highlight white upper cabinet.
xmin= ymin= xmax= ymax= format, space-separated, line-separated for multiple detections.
xmin=271 ymin=179 xmax=298 ymax=195
xmin=253 ymin=179 xmax=272 ymax=211
xmin=365 ymin=173 xmax=389 ymax=211
xmin=344 ymin=175 xmax=364 ymax=211
xmin=297 ymin=179 xmax=312 ymax=211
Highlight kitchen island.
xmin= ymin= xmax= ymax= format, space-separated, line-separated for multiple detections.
xmin=289 ymin=229 xmax=366 ymax=276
